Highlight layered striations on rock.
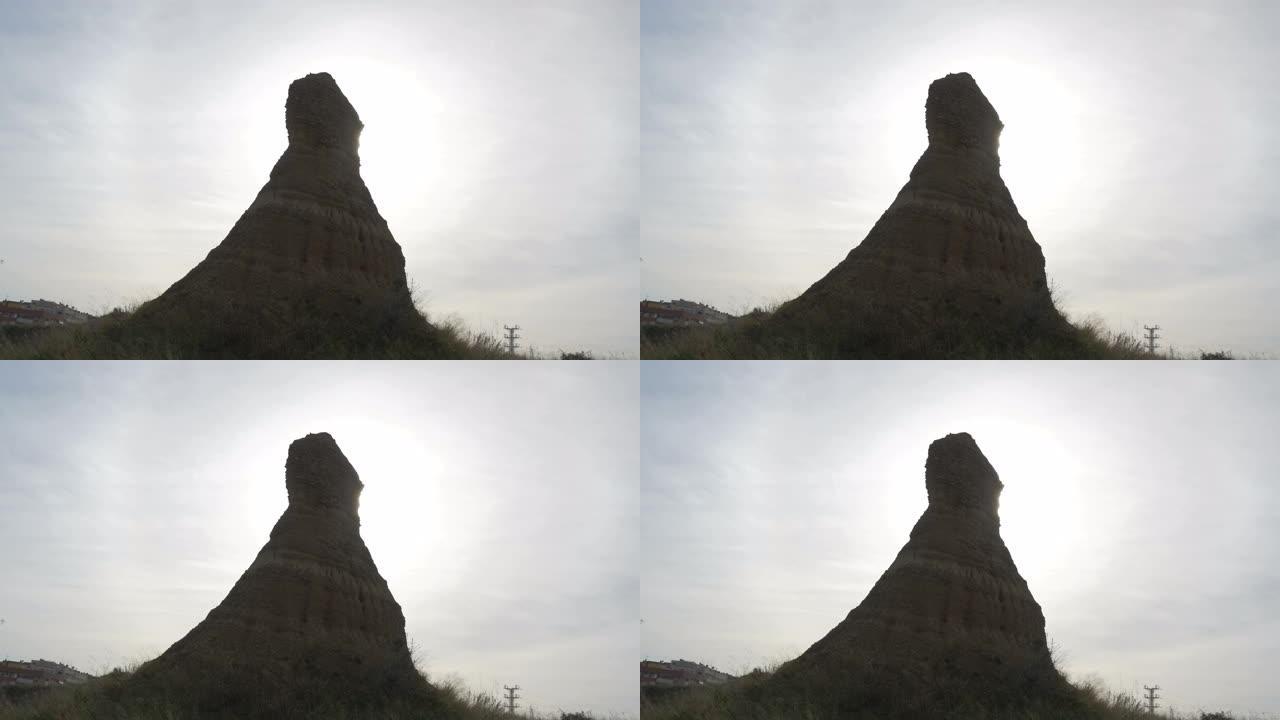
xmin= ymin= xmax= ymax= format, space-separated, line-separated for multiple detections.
xmin=141 ymin=433 xmax=421 ymax=695
xmin=768 ymin=433 xmax=1062 ymax=711
xmin=768 ymin=73 xmax=1071 ymax=355
xmin=130 ymin=72 xmax=438 ymax=356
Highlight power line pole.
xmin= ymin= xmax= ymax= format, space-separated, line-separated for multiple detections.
xmin=503 ymin=325 xmax=521 ymax=355
xmin=1143 ymin=684 xmax=1160 ymax=714
xmin=1143 ymin=325 xmax=1160 ymax=355
xmin=502 ymin=684 xmax=520 ymax=715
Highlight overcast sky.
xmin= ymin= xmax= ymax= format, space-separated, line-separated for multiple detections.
xmin=642 ymin=362 xmax=1280 ymax=718
xmin=641 ymin=0 xmax=1280 ymax=356
xmin=0 ymin=0 xmax=636 ymax=356
xmin=0 ymin=362 xmax=638 ymax=718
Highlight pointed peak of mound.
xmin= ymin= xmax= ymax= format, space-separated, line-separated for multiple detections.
xmin=924 ymin=432 xmax=1003 ymax=518
xmin=285 ymin=432 xmax=363 ymax=518
xmin=925 ymin=72 xmax=1004 ymax=156
xmin=285 ymin=72 xmax=364 ymax=157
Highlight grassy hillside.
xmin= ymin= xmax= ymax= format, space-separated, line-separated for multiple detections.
xmin=0 ymin=304 xmax=513 ymax=360
xmin=640 ymin=662 xmax=1255 ymax=720
xmin=0 ymin=665 xmax=609 ymax=720
xmin=640 ymin=299 xmax=1153 ymax=360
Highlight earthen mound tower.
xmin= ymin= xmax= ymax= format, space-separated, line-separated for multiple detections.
xmin=127 ymin=73 xmax=446 ymax=357
xmin=133 ymin=433 xmax=439 ymax=716
xmin=759 ymin=433 xmax=1074 ymax=717
xmin=765 ymin=73 xmax=1076 ymax=357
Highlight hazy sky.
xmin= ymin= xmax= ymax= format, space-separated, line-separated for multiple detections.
xmin=0 ymin=0 xmax=637 ymax=356
xmin=641 ymin=0 xmax=1280 ymax=356
xmin=0 ymin=362 xmax=638 ymax=718
xmin=641 ymin=362 xmax=1280 ymax=717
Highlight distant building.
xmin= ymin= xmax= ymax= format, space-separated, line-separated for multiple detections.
xmin=640 ymin=659 xmax=734 ymax=688
xmin=0 ymin=659 xmax=92 ymax=687
xmin=640 ymin=299 xmax=734 ymax=328
xmin=0 ymin=299 xmax=93 ymax=327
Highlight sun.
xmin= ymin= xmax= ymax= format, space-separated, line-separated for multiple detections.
xmin=310 ymin=417 xmax=474 ymax=598
xmin=960 ymin=416 xmax=1091 ymax=591
xmin=969 ymin=62 xmax=1091 ymax=226
xmin=876 ymin=25 xmax=1107 ymax=243
xmin=318 ymin=56 xmax=470 ymax=228
xmin=226 ymin=50 xmax=482 ymax=242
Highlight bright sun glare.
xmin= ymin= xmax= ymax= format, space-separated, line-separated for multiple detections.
xmin=869 ymin=29 xmax=1104 ymax=245
xmin=862 ymin=415 xmax=1091 ymax=591
xmin=233 ymin=52 xmax=479 ymax=241
xmin=325 ymin=58 xmax=444 ymax=214
xmin=232 ymin=416 xmax=469 ymax=593
xmin=968 ymin=416 xmax=1090 ymax=587
xmin=330 ymin=418 xmax=476 ymax=597
xmin=972 ymin=62 xmax=1090 ymax=226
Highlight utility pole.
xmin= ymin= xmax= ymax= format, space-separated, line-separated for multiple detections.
xmin=1143 ymin=325 xmax=1160 ymax=355
xmin=503 ymin=325 xmax=521 ymax=355
xmin=502 ymin=684 xmax=520 ymax=714
xmin=1143 ymin=685 xmax=1160 ymax=714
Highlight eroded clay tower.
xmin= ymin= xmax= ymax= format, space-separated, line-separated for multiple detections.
xmin=763 ymin=433 xmax=1069 ymax=716
xmin=136 ymin=433 xmax=431 ymax=714
xmin=128 ymin=73 xmax=444 ymax=357
xmin=767 ymin=73 xmax=1074 ymax=356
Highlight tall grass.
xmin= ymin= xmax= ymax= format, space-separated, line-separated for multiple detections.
xmin=0 ymin=665 xmax=611 ymax=720
xmin=641 ymin=298 xmax=1156 ymax=360
xmin=0 ymin=305 xmax=513 ymax=360
xmin=639 ymin=662 xmax=1261 ymax=720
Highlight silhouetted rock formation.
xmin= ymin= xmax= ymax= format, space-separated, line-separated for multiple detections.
xmin=766 ymin=73 xmax=1074 ymax=357
xmin=127 ymin=72 xmax=445 ymax=357
xmin=135 ymin=433 xmax=434 ymax=716
xmin=791 ymin=433 xmax=1052 ymax=673
xmin=759 ymin=433 xmax=1071 ymax=717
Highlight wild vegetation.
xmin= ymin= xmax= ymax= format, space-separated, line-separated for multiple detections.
xmin=0 ymin=291 xmax=518 ymax=361
xmin=0 ymin=664 xmax=609 ymax=720
xmin=640 ymin=661 xmax=1260 ymax=720
xmin=639 ymin=287 xmax=1251 ymax=360
xmin=0 ymin=299 xmax=605 ymax=360
xmin=640 ymin=295 xmax=1155 ymax=360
